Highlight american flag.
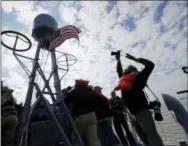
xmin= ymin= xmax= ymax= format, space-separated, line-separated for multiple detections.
xmin=49 ymin=25 xmax=81 ymax=50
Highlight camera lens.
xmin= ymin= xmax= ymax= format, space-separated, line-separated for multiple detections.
xmin=154 ymin=109 xmax=163 ymax=121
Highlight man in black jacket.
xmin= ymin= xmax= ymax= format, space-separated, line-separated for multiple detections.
xmin=64 ymin=81 xmax=107 ymax=146
xmin=115 ymin=51 xmax=164 ymax=145
xmin=94 ymin=86 xmax=121 ymax=146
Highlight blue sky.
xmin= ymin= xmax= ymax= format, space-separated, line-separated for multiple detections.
xmin=1 ymin=1 xmax=187 ymax=103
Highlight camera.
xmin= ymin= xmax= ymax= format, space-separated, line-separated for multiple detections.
xmin=149 ymin=100 xmax=163 ymax=121
xmin=111 ymin=51 xmax=120 ymax=57
xmin=182 ymin=66 xmax=188 ymax=74
xmin=111 ymin=50 xmax=121 ymax=60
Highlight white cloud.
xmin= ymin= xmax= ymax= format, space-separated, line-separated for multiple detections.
xmin=78 ymin=7 xmax=103 ymax=33
xmin=37 ymin=1 xmax=59 ymax=10
xmin=161 ymin=1 xmax=186 ymax=29
xmin=2 ymin=1 xmax=187 ymax=105
xmin=60 ymin=1 xmax=76 ymax=7
xmin=117 ymin=1 xmax=158 ymax=22
xmin=2 ymin=1 xmax=51 ymax=30
xmin=59 ymin=5 xmax=78 ymax=25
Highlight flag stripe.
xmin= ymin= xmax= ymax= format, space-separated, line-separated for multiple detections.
xmin=49 ymin=33 xmax=79 ymax=50
xmin=60 ymin=27 xmax=80 ymax=34
xmin=49 ymin=32 xmax=79 ymax=50
xmin=50 ymin=31 xmax=79 ymax=49
xmin=51 ymin=26 xmax=80 ymax=45
xmin=51 ymin=28 xmax=78 ymax=44
xmin=49 ymin=25 xmax=81 ymax=50
xmin=60 ymin=25 xmax=81 ymax=33
xmin=51 ymin=29 xmax=78 ymax=45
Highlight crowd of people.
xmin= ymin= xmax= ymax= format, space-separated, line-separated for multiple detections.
xmin=1 ymin=52 xmax=165 ymax=146
xmin=61 ymin=52 xmax=164 ymax=146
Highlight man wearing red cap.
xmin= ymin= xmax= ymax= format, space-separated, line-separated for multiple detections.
xmin=64 ymin=80 xmax=107 ymax=146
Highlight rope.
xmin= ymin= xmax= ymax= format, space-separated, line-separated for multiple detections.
xmin=38 ymin=51 xmax=50 ymax=87
xmin=36 ymin=49 xmax=45 ymax=83
xmin=145 ymin=85 xmax=160 ymax=101
xmin=36 ymin=39 xmax=50 ymax=88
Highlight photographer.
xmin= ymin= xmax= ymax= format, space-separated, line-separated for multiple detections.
xmin=112 ymin=51 xmax=164 ymax=145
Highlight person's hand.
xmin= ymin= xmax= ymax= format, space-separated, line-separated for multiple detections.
xmin=126 ymin=53 xmax=138 ymax=62
xmin=182 ymin=66 xmax=188 ymax=74
xmin=115 ymin=51 xmax=121 ymax=60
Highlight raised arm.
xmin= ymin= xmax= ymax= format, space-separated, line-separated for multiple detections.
xmin=125 ymin=53 xmax=155 ymax=89
xmin=117 ymin=60 xmax=123 ymax=78
xmin=135 ymin=58 xmax=155 ymax=89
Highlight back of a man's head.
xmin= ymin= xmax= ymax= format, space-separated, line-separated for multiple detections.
xmin=94 ymin=86 xmax=102 ymax=93
xmin=124 ymin=65 xmax=138 ymax=75
xmin=111 ymin=91 xmax=116 ymax=98
xmin=88 ymin=85 xmax=94 ymax=90
xmin=67 ymin=84 xmax=93 ymax=99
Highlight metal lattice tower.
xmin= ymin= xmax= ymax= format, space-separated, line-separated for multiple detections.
xmin=1 ymin=14 xmax=84 ymax=146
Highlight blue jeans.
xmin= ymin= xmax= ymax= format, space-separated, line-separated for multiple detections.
xmin=97 ymin=117 xmax=122 ymax=146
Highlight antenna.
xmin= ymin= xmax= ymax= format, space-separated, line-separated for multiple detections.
xmin=1 ymin=13 xmax=83 ymax=146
